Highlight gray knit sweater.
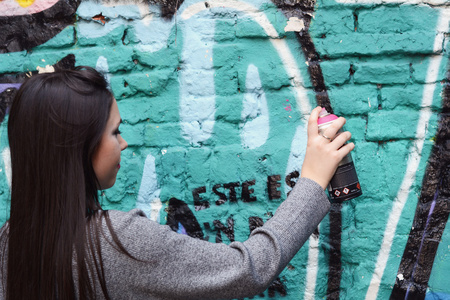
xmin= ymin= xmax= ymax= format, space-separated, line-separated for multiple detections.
xmin=1 ymin=178 xmax=330 ymax=299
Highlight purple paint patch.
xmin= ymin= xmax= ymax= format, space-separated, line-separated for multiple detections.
xmin=177 ymin=222 xmax=187 ymax=235
xmin=0 ymin=83 xmax=21 ymax=94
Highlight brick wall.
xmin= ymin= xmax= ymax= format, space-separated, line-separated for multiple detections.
xmin=0 ymin=0 xmax=449 ymax=299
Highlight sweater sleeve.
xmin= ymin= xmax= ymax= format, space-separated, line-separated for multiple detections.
xmin=100 ymin=178 xmax=330 ymax=300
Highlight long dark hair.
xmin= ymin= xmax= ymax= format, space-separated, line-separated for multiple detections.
xmin=1 ymin=67 xmax=125 ymax=299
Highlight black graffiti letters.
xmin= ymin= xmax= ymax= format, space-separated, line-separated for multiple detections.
xmin=193 ymin=186 xmax=209 ymax=211
xmin=267 ymin=175 xmax=282 ymax=200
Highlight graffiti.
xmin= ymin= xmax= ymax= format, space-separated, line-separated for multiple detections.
xmin=390 ymin=59 xmax=450 ymax=299
xmin=0 ymin=0 xmax=80 ymax=53
xmin=0 ymin=0 xmax=449 ymax=299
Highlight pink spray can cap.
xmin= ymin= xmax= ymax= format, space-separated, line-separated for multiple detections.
xmin=317 ymin=107 xmax=338 ymax=125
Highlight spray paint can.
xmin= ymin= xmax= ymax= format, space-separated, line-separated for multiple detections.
xmin=318 ymin=108 xmax=362 ymax=202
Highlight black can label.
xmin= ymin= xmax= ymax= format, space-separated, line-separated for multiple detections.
xmin=327 ymin=161 xmax=362 ymax=202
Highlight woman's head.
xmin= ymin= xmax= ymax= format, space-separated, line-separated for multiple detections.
xmin=8 ymin=66 xmax=123 ymax=212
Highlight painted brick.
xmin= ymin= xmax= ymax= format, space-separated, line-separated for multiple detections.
xmin=328 ymin=84 xmax=378 ymax=115
xmin=186 ymin=148 xmax=212 ymax=185
xmin=320 ymin=59 xmax=351 ymax=85
xmin=110 ymin=75 xmax=135 ymax=99
xmin=215 ymin=19 xmax=236 ymax=42
xmin=118 ymin=70 xmax=174 ymax=97
xmin=134 ymin=47 xmax=179 ymax=68
xmin=0 ymin=52 xmax=28 ymax=73
xmin=120 ymin=122 xmax=145 ymax=147
xmin=346 ymin=116 xmax=367 ymax=141
xmin=213 ymin=44 xmax=242 ymax=67
xmin=118 ymin=97 xmax=179 ymax=124
xmin=353 ymin=60 xmax=410 ymax=84
xmin=410 ymin=56 xmax=448 ymax=84
xmin=75 ymin=46 xmax=134 ymax=73
xmin=381 ymin=84 xmax=442 ymax=110
xmin=357 ymin=6 xmax=439 ymax=34
xmin=77 ymin=22 xmax=126 ymax=46
xmin=367 ymin=110 xmax=420 ymax=141
xmin=215 ymin=66 xmax=239 ymax=95
xmin=144 ymin=123 xmax=185 ymax=147
xmin=314 ymin=32 xmax=437 ymax=58
xmin=309 ymin=8 xmax=355 ymax=37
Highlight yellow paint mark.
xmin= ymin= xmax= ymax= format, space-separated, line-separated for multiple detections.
xmin=16 ymin=0 xmax=35 ymax=8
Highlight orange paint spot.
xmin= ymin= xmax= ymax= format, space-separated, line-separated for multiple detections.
xmin=92 ymin=13 xmax=107 ymax=25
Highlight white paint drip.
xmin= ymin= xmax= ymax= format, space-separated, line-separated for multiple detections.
xmin=181 ymin=0 xmax=311 ymax=117
xmin=285 ymin=17 xmax=305 ymax=32
xmin=178 ymin=14 xmax=216 ymax=145
xmin=95 ymin=56 xmax=111 ymax=84
xmin=136 ymin=154 xmax=162 ymax=222
xmin=304 ymin=232 xmax=320 ymax=300
xmin=36 ymin=65 xmax=55 ymax=74
xmin=240 ymin=64 xmax=269 ymax=149
xmin=365 ymin=9 xmax=450 ymax=300
xmin=2 ymin=148 xmax=11 ymax=189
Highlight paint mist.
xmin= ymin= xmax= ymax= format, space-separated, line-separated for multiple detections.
xmin=318 ymin=108 xmax=362 ymax=202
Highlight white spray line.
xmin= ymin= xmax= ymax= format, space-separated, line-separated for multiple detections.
xmin=304 ymin=232 xmax=320 ymax=300
xmin=365 ymin=9 xmax=450 ymax=300
xmin=2 ymin=148 xmax=11 ymax=189
xmin=181 ymin=0 xmax=311 ymax=116
xmin=137 ymin=154 xmax=162 ymax=222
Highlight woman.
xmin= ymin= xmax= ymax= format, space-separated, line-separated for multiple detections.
xmin=0 ymin=67 xmax=354 ymax=299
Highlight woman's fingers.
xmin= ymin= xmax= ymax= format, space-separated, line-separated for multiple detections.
xmin=337 ymin=142 xmax=355 ymax=159
xmin=307 ymin=106 xmax=322 ymax=137
xmin=329 ymin=130 xmax=352 ymax=149
xmin=322 ymin=117 xmax=346 ymax=139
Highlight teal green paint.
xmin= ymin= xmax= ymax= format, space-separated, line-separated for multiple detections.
xmin=328 ymin=84 xmax=378 ymax=115
xmin=357 ymin=6 xmax=439 ymax=34
xmin=320 ymin=59 xmax=352 ymax=86
xmin=381 ymin=84 xmax=443 ymax=111
xmin=74 ymin=45 xmax=134 ymax=73
xmin=310 ymin=7 xmax=355 ymax=37
xmin=345 ymin=116 xmax=367 ymax=142
xmin=366 ymin=110 xmax=421 ymax=141
xmin=34 ymin=26 xmax=76 ymax=49
xmin=353 ymin=58 xmax=412 ymax=84
xmin=312 ymin=32 xmax=437 ymax=58
xmin=77 ymin=23 xmax=127 ymax=47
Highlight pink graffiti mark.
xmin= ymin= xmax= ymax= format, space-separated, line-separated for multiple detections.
xmin=0 ymin=0 xmax=59 ymax=16
xmin=284 ymin=99 xmax=292 ymax=111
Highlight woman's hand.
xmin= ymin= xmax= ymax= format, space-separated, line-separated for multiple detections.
xmin=300 ymin=106 xmax=355 ymax=190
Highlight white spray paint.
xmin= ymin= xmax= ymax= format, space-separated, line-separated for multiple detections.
xmin=96 ymin=56 xmax=111 ymax=84
xmin=240 ymin=64 xmax=270 ymax=149
xmin=2 ymin=148 xmax=11 ymax=189
xmin=365 ymin=8 xmax=450 ymax=300
xmin=179 ymin=11 xmax=216 ymax=145
xmin=304 ymin=232 xmax=320 ymax=300
xmin=136 ymin=154 xmax=162 ymax=222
